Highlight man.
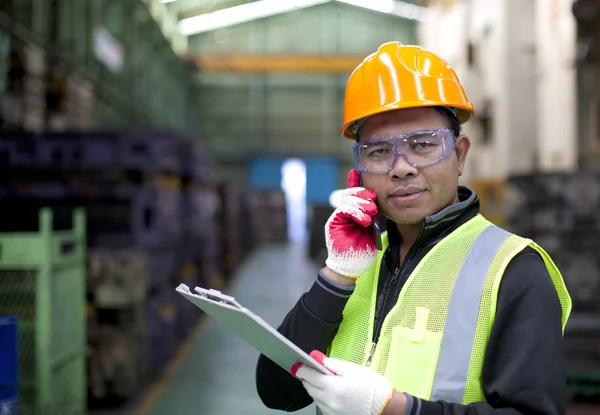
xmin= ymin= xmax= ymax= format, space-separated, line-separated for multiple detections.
xmin=255 ymin=42 xmax=572 ymax=415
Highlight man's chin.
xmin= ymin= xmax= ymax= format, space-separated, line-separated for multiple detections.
xmin=382 ymin=207 xmax=426 ymax=226
xmin=388 ymin=213 xmax=425 ymax=226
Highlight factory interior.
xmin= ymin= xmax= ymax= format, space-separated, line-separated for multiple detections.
xmin=1 ymin=0 xmax=600 ymax=414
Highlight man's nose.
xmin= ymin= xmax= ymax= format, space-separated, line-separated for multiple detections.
xmin=389 ymin=153 xmax=418 ymax=178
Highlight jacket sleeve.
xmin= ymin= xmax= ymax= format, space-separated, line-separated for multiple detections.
xmin=255 ymin=269 xmax=355 ymax=411
xmin=411 ymin=247 xmax=568 ymax=415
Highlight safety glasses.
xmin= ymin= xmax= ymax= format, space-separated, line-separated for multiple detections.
xmin=352 ymin=128 xmax=456 ymax=173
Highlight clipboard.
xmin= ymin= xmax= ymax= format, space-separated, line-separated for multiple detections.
xmin=175 ymin=283 xmax=333 ymax=376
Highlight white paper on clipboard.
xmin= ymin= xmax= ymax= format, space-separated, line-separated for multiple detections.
xmin=175 ymin=283 xmax=333 ymax=376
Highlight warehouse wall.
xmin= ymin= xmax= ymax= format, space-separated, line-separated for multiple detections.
xmin=187 ymin=2 xmax=418 ymax=185
xmin=418 ymin=0 xmax=578 ymax=182
xmin=535 ymin=0 xmax=578 ymax=172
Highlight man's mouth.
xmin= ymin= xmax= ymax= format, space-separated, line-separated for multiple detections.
xmin=389 ymin=187 xmax=425 ymax=203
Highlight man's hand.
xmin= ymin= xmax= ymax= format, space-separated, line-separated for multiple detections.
xmin=325 ymin=169 xmax=379 ymax=280
xmin=292 ymin=351 xmax=396 ymax=415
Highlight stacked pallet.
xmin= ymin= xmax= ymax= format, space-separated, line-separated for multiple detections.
xmin=46 ymin=69 xmax=95 ymax=131
xmin=0 ymin=40 xmax=95 ymax=134
xmin=507 ymin=172 xmax=600 ymax=313
xmin=0 ymin=131 xmax=227 ymax=410
xmin=173 ymin=140 xmax=218 ymax=344
xmin=247 ymin=189 xmax=288 ymax=244
xmin=0 ymin=38 xmax=46 ymax=131
xmin=218 ymin=182 xmax=244 ymax=281
xmin=507 ymin=172 xmax=600 ymax=397
xmin=86 ymin=248 xmax=149 ymax=405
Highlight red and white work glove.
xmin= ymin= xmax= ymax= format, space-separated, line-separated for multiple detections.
xmin=325 ymin=169 xmax=379 ymax=278
xmin=292 ymin=350 xmax=395 ymax=415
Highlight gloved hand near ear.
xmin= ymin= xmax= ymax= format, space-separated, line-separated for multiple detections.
xmin=292 ymin=351 xmax=398 ymax=415
xmin=325 ymin=169 xmax=379 ymax=279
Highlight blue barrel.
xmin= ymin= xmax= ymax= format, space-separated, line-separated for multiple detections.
xmin=0 ymin=315 xmax=19 ymax=414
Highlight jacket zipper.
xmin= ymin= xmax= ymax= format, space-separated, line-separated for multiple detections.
xmin=365 ymin=228 xmax=425 ymax=367
xmin=366 ymin=265 xmax=399 ymax=366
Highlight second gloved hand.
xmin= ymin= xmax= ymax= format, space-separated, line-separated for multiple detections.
xmin=325 ymin=169 xmax=379 ymax=278
xmin=292 ymin=350 xmax=395 ymax=415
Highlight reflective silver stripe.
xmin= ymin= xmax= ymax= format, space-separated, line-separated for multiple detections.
xmin=430 ymin=224 xmax=512 ymax=403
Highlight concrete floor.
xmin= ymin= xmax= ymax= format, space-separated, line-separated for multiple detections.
xmin=148 ymin=243 xmax=318 ymax=415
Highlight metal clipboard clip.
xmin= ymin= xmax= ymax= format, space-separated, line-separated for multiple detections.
xmin=178 ymin=284 xmax=243 ymax=309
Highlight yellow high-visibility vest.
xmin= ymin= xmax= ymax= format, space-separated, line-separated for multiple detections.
xmin=328 ymin=214 xmax=571 ymax=404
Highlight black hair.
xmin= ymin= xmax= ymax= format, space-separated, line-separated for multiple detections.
xmin=433 ymin=106 xmax=461 ymax=138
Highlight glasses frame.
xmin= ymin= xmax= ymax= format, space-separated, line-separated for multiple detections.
xmin=352 ymin=128 xmax=456 ymax=174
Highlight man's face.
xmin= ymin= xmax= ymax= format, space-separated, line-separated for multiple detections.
xmin=358 ymin=107 xmax=471 ymax=226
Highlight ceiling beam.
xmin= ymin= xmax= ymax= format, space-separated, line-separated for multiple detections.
xmin=184 ymin=53 xmax=365 ymax=73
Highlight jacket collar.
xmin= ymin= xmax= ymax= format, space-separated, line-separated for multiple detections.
xmin=386 ymin=186 xmax=480 ymax=250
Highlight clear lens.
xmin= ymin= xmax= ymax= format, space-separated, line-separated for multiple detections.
xmin=355 ymin=129 xmax=452 ymax=173
xmin=358 ymin=140 xmax=396 ymax=173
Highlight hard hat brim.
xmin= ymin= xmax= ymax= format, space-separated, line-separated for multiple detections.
xmin=341 ymin=102 xmax=474 ymax=140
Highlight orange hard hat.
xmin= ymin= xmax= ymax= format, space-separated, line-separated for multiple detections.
xmin=340 ymin=41 xmax=475 ymax=140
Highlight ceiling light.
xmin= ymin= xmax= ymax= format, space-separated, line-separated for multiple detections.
xmin=178 ymin=0 xmax=328 ymax=36
xmin=336 ymin=0 xmax=424 ymax=20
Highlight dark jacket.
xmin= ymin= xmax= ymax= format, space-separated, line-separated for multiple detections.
xmin=255 ymin=187 xmax=567 ymax=415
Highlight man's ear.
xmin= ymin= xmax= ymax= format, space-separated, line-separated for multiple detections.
xmin=455 ymin=135 xmax=471 ymax=176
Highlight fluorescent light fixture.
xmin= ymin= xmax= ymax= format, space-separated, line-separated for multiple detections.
xmin=160 ymin=0 xmax=178 ymax=3
xmin=178 ymin=0 xmax=329 ymax=35
xmin=337 ymin=0 xmax=424 ymax=20
xmin=336 ymin=0 xmax=395 ymax=14
xmin=177 ymin=0 xmax=425 ymax=36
